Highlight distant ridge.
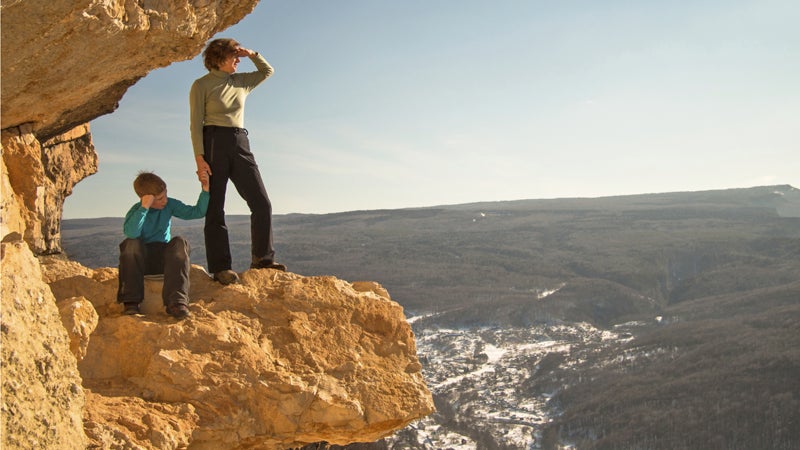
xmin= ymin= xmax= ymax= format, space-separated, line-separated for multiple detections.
xmin=63 ymin=184 xmax=800 ymax=323
xmin=436 ymin=184 xmax=799 ymax=214
xmin=64 ymin=184 xmax=799 ymax=220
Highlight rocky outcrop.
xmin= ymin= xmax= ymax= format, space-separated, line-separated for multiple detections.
xmin=1 ymin=0 xmax=261 ymax=141
xmin=3 ymin=239 xmax=434 ymax=449
xmin=44 ymin=259 xmax=434 ymax=449
xmin=2 ymin=123 xmax=98 ymax=254
xmin=1 ymin=1 xmax=435 ymax=448
xmin=0 ymin=241 xmax=87 ymax=450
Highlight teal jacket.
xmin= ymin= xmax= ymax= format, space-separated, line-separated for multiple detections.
xmin=123 ymin=191 xmax=210 ymax=243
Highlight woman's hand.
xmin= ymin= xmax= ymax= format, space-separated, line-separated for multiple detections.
xmin=235 ymin=46 xmax=256 ymax=58
xmin=195 ymin=155 xmax=212 ymax=183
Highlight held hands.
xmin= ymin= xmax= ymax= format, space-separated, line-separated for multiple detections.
xmin=199 ymin=170 xmax=210 ymax=192
xmin=196 ymin=156 xmax=211 ymax=191
xmin=195 ymin=156 xmax=211 ymax=192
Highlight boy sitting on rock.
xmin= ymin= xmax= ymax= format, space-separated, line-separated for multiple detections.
xmin=117 ymin=171 xmax=209 ymax=319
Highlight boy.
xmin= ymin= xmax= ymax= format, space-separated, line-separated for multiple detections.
xmin=117 ymin=171 xmax=209 ymax=319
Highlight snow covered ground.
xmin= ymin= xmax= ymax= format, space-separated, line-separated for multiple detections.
xmin=385 ymin=321 xmax=644 ymax=449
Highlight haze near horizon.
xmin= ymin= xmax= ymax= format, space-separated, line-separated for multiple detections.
xmin=65 ymin=0 xmax=800 ymax=219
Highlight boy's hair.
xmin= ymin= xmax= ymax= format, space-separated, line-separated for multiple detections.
xmin=133 ymin=172 xmax=166 ymax=197
xmin=203 ymin=38 xmax=240 ymax=71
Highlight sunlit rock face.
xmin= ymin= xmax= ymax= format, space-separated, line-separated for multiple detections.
xmin=45 ymin=260 xmax=434 ymax=449
xmin=1 ymin=0 xmax=261 ymax=140
xmin=0 ymin=241 xmax=87 ymax=450
xmin=1 ymin=124 xmax=98 ymax=254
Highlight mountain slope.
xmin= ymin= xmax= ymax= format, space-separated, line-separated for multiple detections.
xmin=542 ymin=281 xmax=800 ymax=449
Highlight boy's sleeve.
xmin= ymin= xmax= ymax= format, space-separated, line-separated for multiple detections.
xmin=170 ymin=191 xmax=210 ymax=220
xmin=122 ymin=203 xmax=148 ymax=238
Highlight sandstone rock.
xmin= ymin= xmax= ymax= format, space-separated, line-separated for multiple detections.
xmin=1 ymin=123 xmax=98 ymax=254
xmin=1 ymin=0 xmax=261 ymax=141
xmin=45 ymin=259 xmax=434 ymax=449
xmin=57 ymin=296 xmax=99 ymax=361
xmin=0 ymin=154 xmax=26 ymax=244
xmin=351 ymin=281 xmax=391 ymax=299
xmin=1 ymin=124 xmax=44 ymax=249
xmin=0 ymin=241 xmax=87 ymax=450
xmin=39 ymin=253 xmax=95 ymax=283
xmin=84 ymin=390 xmax=199 ymax=450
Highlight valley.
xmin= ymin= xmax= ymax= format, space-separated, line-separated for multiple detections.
xmin=61 ymin=186 xmax=800 ymax=449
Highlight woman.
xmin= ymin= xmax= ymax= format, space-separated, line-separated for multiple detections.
xmin=190 ymin=38 xmax=286 ymax=285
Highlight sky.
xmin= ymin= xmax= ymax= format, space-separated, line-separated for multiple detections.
xmin=65 ymin=0 xmax=800 ymax=218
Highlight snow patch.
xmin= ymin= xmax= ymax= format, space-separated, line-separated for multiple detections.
xmin=537 ymin=283 xmax=566 ymax=299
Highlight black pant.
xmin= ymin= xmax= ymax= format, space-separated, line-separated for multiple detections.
xmin=203 ymin=125 xmax=275 ymax=273
xmin=117 ymin=237 xmax=191 ymax=306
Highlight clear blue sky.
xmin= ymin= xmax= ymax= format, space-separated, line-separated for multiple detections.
xmin=65 ymin=0 xmax=800 ymax=218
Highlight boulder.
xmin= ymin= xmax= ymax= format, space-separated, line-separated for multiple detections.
xmin=45 ymin=258 xmax=434 ymax=449
xmin=1 ymin=0 xmax=261 ymax=141
xmin=0 ymin=241 xmax=87 ymax=449
xmin=57 ymin=296 xmax=99 ymax=361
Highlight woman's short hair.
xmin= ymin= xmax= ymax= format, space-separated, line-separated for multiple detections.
xmin=133 ymin=171 xmax=167 ymax=197
xmin=203 ymin=38 xmax=240 ymax=71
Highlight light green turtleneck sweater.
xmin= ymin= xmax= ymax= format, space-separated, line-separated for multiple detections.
xmin=189 ymin=53 xmax=274 ymax=156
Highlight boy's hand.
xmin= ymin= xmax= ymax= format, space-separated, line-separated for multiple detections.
xmin=141 ymin=194 xmax=155 ymax=209
xmin=200 ymin=171 xmax=210 ymax=192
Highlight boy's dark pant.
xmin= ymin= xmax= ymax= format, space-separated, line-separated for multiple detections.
xmin=117 ymin=237 xmax=191 ymax=307
xmin=203 ymin=125 xmax=276 ymax=274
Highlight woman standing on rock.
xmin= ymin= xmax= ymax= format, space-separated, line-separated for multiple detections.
xmin=190 ymin=38 xmax=286 ymax=285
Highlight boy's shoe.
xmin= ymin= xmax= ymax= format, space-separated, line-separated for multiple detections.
xmin=213 ymin=270 xmax=239 ymax=285
xmin=166 ymin=303 xmax=190 ymax=320
xmin=123 ymin=302 xmax=140 ymax=315
xmin=250 ymin=260 xmax=287 ymax=271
